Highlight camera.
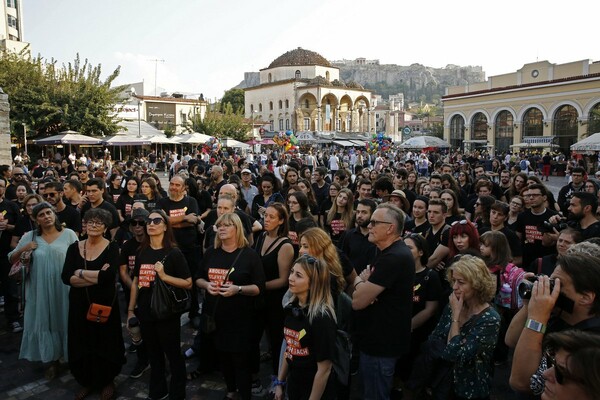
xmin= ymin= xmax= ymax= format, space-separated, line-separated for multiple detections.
xmin=518 ymin=276 xmax=555 ymax=299
xmin=537 ymin=220 xmax=569 ymax=234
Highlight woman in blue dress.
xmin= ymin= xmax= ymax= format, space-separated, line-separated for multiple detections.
xmin=8 ymin=202 xmax=78 ymax=379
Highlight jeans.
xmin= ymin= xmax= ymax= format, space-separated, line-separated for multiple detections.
xmin=359 ymin=352 xmax=397 ymax=400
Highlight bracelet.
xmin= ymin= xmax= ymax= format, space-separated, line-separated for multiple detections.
xmin=354 ymin=280 xmax=365 ymax=290
xmin=273 ymin=378 xmax=286 ymax=387
xmin=452 ymin=319 xmax=460 ymax=323
xmin=128 ymin=309 xmax=134 ymax=312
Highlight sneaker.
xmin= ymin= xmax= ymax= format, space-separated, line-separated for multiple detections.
xmin=130 ymin=363 xmax=150 ymax=379
xmin=251 ymin=379 xmax=265 ymax=396
xmin=10 ymin=321 xmax=23 ymax=333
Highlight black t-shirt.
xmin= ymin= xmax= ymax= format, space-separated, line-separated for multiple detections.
xmin=119 ymin=238 xmax=142 ymax=280
xmin=133 ymin=246 xmax=190 ymax=322
xmin=353 ymin=240 xmax=415 ymax=357
xmin=515 ymin=208 xmax=558 ymax=268
xmin=157 ymin=196 xmax=199 ymax=248
xmin=403 ymin=219 xmax=430 ymax=236
xmin=80 ymin=200 xmax=120 ymax=231
xmin=312 ymin=182 xmax=330 ymax=208
xmin=0 ymin=198 xmax=21 ymax=251
xmin=198 ymin=246 xmax=265 ymax=352
xmin=283 ymin=305 xmax=337 ymax=400
xmin=412 ymin=268 xmax=442 ymax=343
xmin=572 ymin=220 xmax=600 ymax=240
xmin=340 ymin=228 xmax=377 ymax=274
xmin=479 ymin=226 xmax=522 ymax=257
xmin=13 ymin=215 xmax=36 ymax=238
xmin=57 ymin=204 xmax=82 ymax=233
xmin=106 ymin=186 xmax=121 ymax=205
xmin=424 ymin=224 xmax=450 ymax=255
xmin=116 ymin=193 xmax=135 ymax=219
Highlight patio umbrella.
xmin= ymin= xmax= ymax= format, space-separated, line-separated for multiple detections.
xmin=148 ymin=135 xmax=178 ymax=154
xmin=571 ymin=132 xmax=600 ymax=152
xmin=222 ymin=138 xmax=250 ymax=149
xmin=103 ymin=135 xmax=151 ymax=146
xmin=34 ymin=132 xmax=103 ymax=145
xmin=174 ymin=132 xmax=212 ymax=144
xmin=245 ymin=139 xmax=262 ymax=145
xmin=399 ymin=135 xmax=451 ymax=149
xmin=259 ymin=138 xmax=276 ymax=145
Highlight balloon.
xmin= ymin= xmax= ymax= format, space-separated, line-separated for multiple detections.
xmin=286 ymin=130 xmax=293 ymax=136
xmin=284 ymin=143 xmax=292 ymax=152
xmin=290 ymin=134 xmax=298 ymax=145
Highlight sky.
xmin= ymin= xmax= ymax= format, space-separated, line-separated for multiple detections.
xmin=23 ymin=0 xmax=599 ymax=101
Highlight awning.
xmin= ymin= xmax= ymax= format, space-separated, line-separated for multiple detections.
xmin=103 ymin=135 xmax=151 ymax=146
xmin=350 ymin=140 xmax=367 ymax=147
xmin=510 ymin=142 xmax=559 ymax=148
xmin=524 ymin=136 xmax=554 ymax=145
xmin=571 ymin=132 xmax=600 ymax=151
xmin=333 ymin=140 xmax=356 ymax=147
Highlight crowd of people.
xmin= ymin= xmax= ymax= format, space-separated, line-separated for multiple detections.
xmin=1 ymin=145 xmax=600 ymax=400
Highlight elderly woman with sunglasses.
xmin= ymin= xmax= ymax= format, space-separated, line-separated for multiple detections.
xmin=9 ymin=202 xmax=78 ymax=379
xmin=196 ymin=213 xmax=265 ymax=400
xmin=274 ymin=254 xmax=338 ymax=400
xmin=127 ymin=209 xmax=192 ymax=400
xmin=61 ymin=208 xmax=123 ymax=400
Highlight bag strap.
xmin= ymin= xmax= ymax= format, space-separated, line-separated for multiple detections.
xmin=83 ymin=240 xmax=117 ymax=307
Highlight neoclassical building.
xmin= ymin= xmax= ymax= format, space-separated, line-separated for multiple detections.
xmin=442 ymin=59 xmax=600 ymax=155
xmin=244 ymin=48 xmax=375 ymax=133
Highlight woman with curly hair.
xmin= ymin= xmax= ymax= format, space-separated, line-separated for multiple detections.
xmin=325 ymin=188 xmax=354 ymax=247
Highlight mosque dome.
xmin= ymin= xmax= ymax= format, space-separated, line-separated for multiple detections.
xmin=268 ymin=47 xmax=332 ymax=69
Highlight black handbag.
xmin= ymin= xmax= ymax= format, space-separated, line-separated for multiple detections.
xmin=150 ymin=252 xmax=191 ymax=320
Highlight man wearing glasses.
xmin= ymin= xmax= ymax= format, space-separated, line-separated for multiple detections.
xmin=76 ymin=165 xmax=91 ymax=191
xmin=514 ymin=184 xmax=558 ymax=269
xmin=352 ymin=204 xmax=415 ymax=400
xmin=5 ymin=167 xmax=33 ymax=201
xmin=42 ymin=181 xmax=81 ymax=234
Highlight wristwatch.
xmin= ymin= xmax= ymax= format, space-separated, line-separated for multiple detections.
xmin=525 ymin=318 xmax=546 ymax=334
xmin=238 ymin=285 xmax=242 ymax=294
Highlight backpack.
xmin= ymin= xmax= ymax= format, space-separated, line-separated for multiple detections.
xmin=333 ymin=291 xmax=353 ymax=385
xmin=520 ymin=159 xmax=528 ymax=171
xmin=500 ymin=263 xmax=526 ymax=310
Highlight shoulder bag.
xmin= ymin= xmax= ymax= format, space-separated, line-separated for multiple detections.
xmin=84 ymin=241 xmax=117 ymax=324
xmin=9 ymin=231 xmax=36 ymax=283
xmin=150 ymin=250 xmax=191 ymax=320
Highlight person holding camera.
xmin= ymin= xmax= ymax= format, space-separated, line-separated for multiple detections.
xmin=514 ymin=184 xmax=558 ymax=268
xmin=506 ymin=252 xmax=600 ymax=397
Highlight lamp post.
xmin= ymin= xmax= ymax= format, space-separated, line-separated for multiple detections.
xmin=137 ymin=100 xmax=143 ymax=137
xmin=22 ymin=123 xmax=27 ymax=156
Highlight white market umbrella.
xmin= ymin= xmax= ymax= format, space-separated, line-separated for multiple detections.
xmin=222 ymin=137 xmax=250 ymax=149
xmin=399 ymin=135 xmax=451 ymax=149
xmin=34 ymin=132 xmax=103 ymax=145
xmin=174 ymin=132 xmax=212 ymax=144
xmin=571 ymin=132 xmax=600 ymax=152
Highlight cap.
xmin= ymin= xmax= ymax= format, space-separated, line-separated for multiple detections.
xmin=241 ymin=168 xmax=252 ymax=174
xmin=131 ymin=207 xmax=150 ymax=220
xmin=389 ymin=189 xmax=407 ymax=199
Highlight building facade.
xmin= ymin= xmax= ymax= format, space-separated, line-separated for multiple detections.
xmin=244 ymin=48 xmax=375 ymax=134
xmin=1 ymin=0 xmax=28 ymax=53
xmin=126 ymin=95 xmax=207 ymax=134
xmin=443 ymin=60 xmax=600 ymax=155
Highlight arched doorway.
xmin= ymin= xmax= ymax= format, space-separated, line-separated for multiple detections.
xmin=495 ymin=111 xmax=514 ymax=154
xmin=321 ymin=94 xmax=339 ymax=132
xmin=588 ymin=102 xmax=600 ymax=136
xmin=471 ymin=112 xmax=488 ymax=140
xmin=449 ymin=115 xmax=465 ymax=149
xmin=553 ymin=105 xmax=578 ymax=155
xmin=522 ymin=107 xmax=543 ymax=137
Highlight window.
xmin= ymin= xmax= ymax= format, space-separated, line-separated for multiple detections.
xmin=6 ymin=0 xmax=16 ymax=8
xmin=522 ymin=108 xmax=543 ymax=137
xmin=494 ymin=111 xmax=513 ymax=153
xmin=268 ymin=73 xmax=272 ymax=83
xmin=295 ymin=70 xmax=301 ymax=79
xmin=279 ymin=100 xmax=283 ymax=109
xmin=7 ymin=15 xmax=17 ymax=29
xmin=553 ymin=104 xmax=578 ymax=155
xmin=471 ymin=112 xmax=488 ymax=140
xmin=588 ymin=103 xmax=600 ymax=136
xmin=270 ymin=120 xmax=274 ymax=131
xmin=326 ymin=71 xmax=330 ymax=81
xmin=259 ymin=103 xmax=263 ymax=112
xmin=304 ymin=118 xmax=310 ymax=130
xmin=285 ymin=100 xmax=289 ymax=109
xmin=286 ymin=119 xmax=290 ymax=130
xmin=279 ymin=119 xmax=284 ymax=130
xmin=304 ymin=99 xmax=309 ymax=109
xmin=269 ymin=102 xmax=273 ymax=111
xmin=181 ymin=112 xmax=187 ymax=125
xmin=250 ymin=104 xmax=254 ymax=112
xmin=449 ymin=115 xmax=465 ymax=149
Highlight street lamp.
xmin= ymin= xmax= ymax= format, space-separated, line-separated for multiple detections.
xmin=137 ymin=100 xmax=143 ymax=137
xmin=22 ymin=123 xmax=27 ymax=156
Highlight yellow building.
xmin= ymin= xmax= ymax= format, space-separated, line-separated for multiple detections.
xmin=442 ymin=60 xmax=600 ymax=155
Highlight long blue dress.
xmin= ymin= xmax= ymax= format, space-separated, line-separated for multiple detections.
xmin=8 ymin=228 xmax=78 ymax=362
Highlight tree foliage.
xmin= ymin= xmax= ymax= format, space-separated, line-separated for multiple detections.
xmin=186 ymin=102 xmax=250 ymax=141
xmin=220 ymin=88 xmax=245 ymax=114
xmin=0 ymin=49 xmax=126 ymax=138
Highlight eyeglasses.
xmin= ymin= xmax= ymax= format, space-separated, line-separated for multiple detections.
xmin=86 ymin=220 xmax=105 ymax=227
xmin=545 ymin=350 xmax=581 ymax=385
xmin=42 ymin=192 xmax=58 ymax=198
xmin=78 ymin=170 xmax=88 ymax=173
xmin=130 ymin=220 xmax=146 ymax=227
xmin=451 ymin=219 xmax=468 ymax=226
xmin=147 ymin=217 xmax=165 ymax=225
xmin=510 ymin=201 xmax=523 ymax=206
xmin=525 ymin=193 xmax=543 ymax=198
xmin=369 ymin=219 xmax=393 ymax=226
xmin=13 ymin=173 xmax=25 ymax=176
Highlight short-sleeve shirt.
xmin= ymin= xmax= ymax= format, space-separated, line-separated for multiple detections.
xmin=514 ymin=208 xmax=558 ymax=267
xmin=57 ymin=205 xmax=82 ymax=233
xmin=157 ymin=196 xmax=199 ymax=248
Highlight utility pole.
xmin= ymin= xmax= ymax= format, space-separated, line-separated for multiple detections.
xmin=149 ymin=59 xmax=165 ymax=96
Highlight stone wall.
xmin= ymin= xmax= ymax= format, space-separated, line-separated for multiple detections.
xmin=0 ymin=88 xmax=12 ymax=165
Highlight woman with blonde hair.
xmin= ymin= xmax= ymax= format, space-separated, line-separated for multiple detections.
xmin=413 ymin=255 xmax=500 ymax=399
xmin=196 ymin=212 xmax=265 ymax=400
xmin=325 ymin=187 xmax=354 ymax=247
xmin=274 ymin=255 xmax=337 ymax=400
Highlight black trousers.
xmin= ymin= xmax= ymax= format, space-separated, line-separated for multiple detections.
xmin=140 ymin=317 xmax=186 ymax=400
xmin=181 ymin=246 xmax=201 ymax=317
xmin=0 ymin=256 xmax=19 ymax=323
xmin=220 ymin=350 xmax=252 ymax=400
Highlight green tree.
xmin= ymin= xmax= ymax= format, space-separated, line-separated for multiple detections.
xmin=185 ymin=102 xmax=250 ymax=142
xmin=220 ymin=88 xmax=245 ymax=113
xmin=0 ymin=49 xmax=125 ymax=137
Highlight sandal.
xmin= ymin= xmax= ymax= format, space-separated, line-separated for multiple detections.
xmin=74 ymin=387 xmax=92 ymax=400
xmin=100 ymin=382 xmax=115 ymax=400
xmin=186 ymin=369 xmax=201 ymax=381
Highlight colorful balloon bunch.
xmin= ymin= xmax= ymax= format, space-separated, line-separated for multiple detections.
xmin=202 ymin=137 xmax=221 ymax=153
xmin=366 ymin=132 xmax=391 ymax=154
xmin=273 ymin=131 xmax=298 ymax=153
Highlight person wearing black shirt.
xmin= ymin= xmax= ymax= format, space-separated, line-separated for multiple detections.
xmin=79 ymin=178 xmax=120 ymax=239
xmin=557 ymin=167 xmax=585 ymax=214
xmin=403 ymin=196 xmax=430 ymax=236
xmin=564 ymin=191 xmax=600 ymax=240
xmin=424 ymin=199 xmax=451 ymax=270
xmin=340 ymin=199 xmax=377 ymax=274
xmin=311 ymin=167 xmax=330 ymax=209
xmin=127 ymin=209 xmax=192 ymax=400
xmin=514 ymin=184 xmax=558 ymax=268
xmin=478 ymin=201 xmax=523 ymax=266
xmin=352 ymin=204 xmax=415 ymax=400
xmin=42 ymin=181 xmax=82 ymax=234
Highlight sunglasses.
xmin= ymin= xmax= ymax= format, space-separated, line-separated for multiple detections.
xmin=147 ymin=217 xmax=165 ymax=225
xmin=78 ymin=170 xmax=88 ymax=173
xmin=42 ymin=192 xmax=58 ymax=198
xmin=451 ymin=219 xmax=468 ymax=226
xmin=130 ymin=220 xmax=146 ymax=227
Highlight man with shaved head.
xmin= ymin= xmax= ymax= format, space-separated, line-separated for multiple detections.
xmin=5 ymin=167 xmax=33 ymax=201
xmin=157 ymin=175 xmax=202 ymax=325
